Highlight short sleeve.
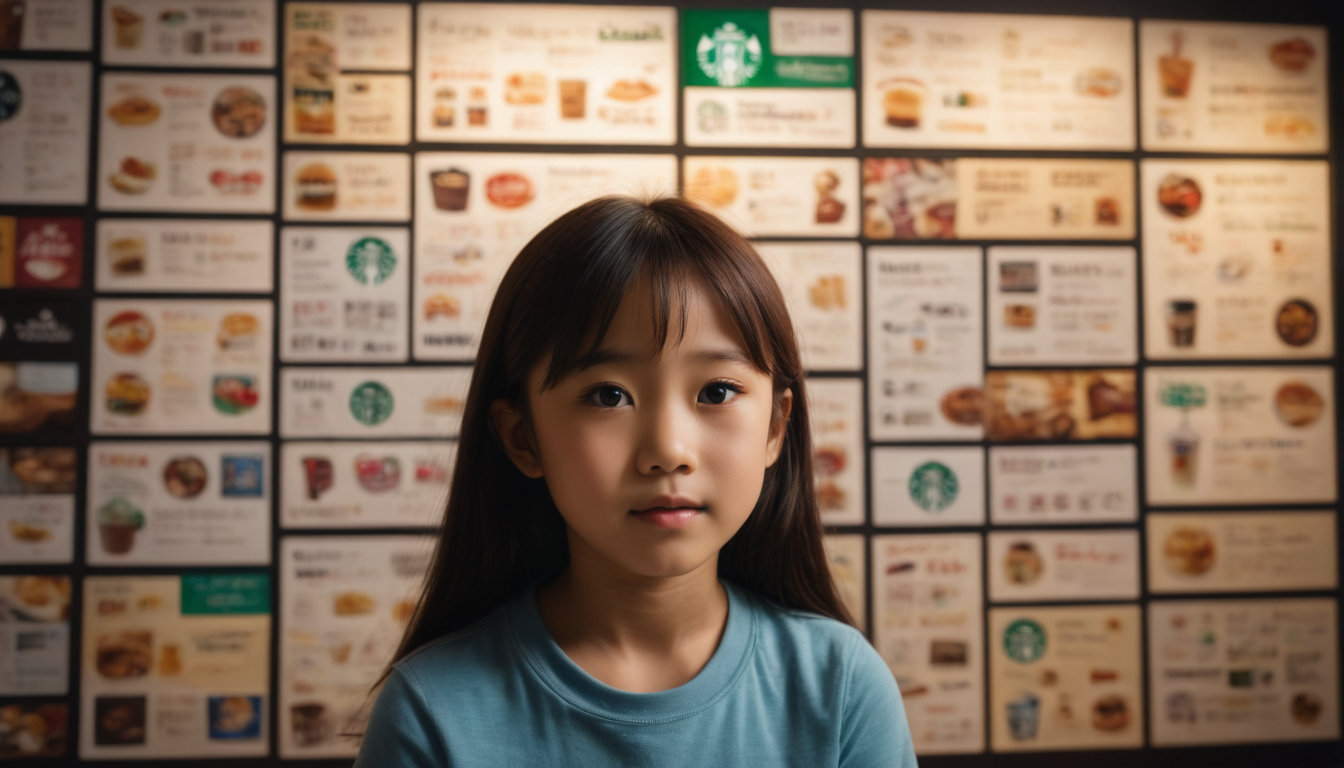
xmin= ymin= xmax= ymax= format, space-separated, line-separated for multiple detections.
xmin=838 ymin=634 xmax=918 ymax=768
xmin=354 ymin=665 xmax=449 ymax=768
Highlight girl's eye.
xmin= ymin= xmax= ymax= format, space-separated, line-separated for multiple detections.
xmin=588 ymin=386 xmax=631 ymax=408
xmin=698 ymin=382 xmax=740 ymax=405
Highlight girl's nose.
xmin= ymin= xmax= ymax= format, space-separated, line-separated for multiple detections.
xmin=635 ymin=401 xmax=697 ymax=475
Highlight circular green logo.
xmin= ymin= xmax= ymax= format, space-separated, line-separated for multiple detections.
xmin=349 ymin=381 xmax=394 ymax=426
xmin=1003 ymin=619 xmax=1047 ymax=664
xmin=0 ymin=71 xmax=22 ymax=122
xmin=346 ymin=237 xmax=397 ymax=286
xmin=695 ymin=22 xmax=763 ymax=87
xmin=908 ymin=461 xmax=959 ymax=512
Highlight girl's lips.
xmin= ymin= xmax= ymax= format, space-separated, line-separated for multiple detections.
xmin=631 ymin=508 xmax=703 ymax=529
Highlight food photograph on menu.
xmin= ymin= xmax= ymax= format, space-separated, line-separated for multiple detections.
xmin=862 ymin=12 xmax=1135 ymax=150
xmin=988 ymin=530 xmax=1140 ymax=603
xmin=0 ymin=575 xmax=71 ymax=696
xmin=682 ymin=8 xmax=855 ymax=148
xmin=1147 ymin=511 xmax=1337 ymax=594
xmin=1142 ymin=160 xmax=1332 ymax=360
xmin=280 ymin=441 xmax=455 ymax=528
xmin=80 ymin=574 xmax=271 ymax=759
xmin=0 ymin=446 xmax=77 ymax=564
xmin=95 ymin=219 xmax=274 ymax=294
xmin=282 ymin=151 xmax=410 ymax=222
xmin=417 ymin=3 xmax=676 ymax=144
xmin=985 ymin=369 xmax=1136 ymax=442
xmin=285 ymin=3 xmax=411 ymax=144
xmin=806 ymin=378 xmax=864 ymax=525
xmin=0 ymin=59 xmax=91 ymax=204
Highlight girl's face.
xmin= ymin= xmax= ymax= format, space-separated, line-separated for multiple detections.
xmin=497 ymin=279 xmax=791 ymax=581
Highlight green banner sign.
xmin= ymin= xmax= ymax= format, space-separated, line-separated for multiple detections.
xmin=181 ymin=574 xmax=271 ymax=615
xmin=681 ymin=9 xmax=853 ymax=89
xmin=1159 ymin=382 xmax=1208 ymax=409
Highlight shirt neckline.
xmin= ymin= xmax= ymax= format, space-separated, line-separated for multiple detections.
xmin=506 ymin=579 xmax=757 ymax=724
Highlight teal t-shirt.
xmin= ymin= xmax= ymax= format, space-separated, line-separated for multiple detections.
xmin=355 ymin=581 xmax=917 ymax=767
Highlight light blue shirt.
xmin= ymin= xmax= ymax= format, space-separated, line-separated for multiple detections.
xmin=356 ymin=581 xmax=917 ymax=767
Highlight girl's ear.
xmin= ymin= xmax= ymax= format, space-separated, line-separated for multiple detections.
xmin=490 ymin=398 xmax=545 ymax=479
xmin=764 ymin=388 xmax=793 ymax=468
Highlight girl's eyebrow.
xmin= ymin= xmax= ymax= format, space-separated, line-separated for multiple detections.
xmin=578 ymin=347 xmax=753 ymax=370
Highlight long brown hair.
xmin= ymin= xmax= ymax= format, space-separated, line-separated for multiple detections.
xmin=388 ymin=195 xmax=852 ymax=670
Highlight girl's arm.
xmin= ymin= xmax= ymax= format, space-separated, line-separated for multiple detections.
xmin=839 ymin=634 xmax=919 ymax=768
xmin=354 ymin=666 xmax=450 ymax=767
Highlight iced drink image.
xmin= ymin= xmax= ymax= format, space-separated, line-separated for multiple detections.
xmin=1160 ymin=32 xmax=1193 ymax=98
xmin=1007 ymin=693 xmax=1040 ymax=741
xmin=110 ymin=6 xmax=144 ymax=49
xmin=1166 ymin=299 xmax=1197 ymax=348
xmin=1169 ymin=414 xmax=1199 ymax=486
xmin=558 ymin=80 xmax=586 ymax=119
xmin=431 ymin=169 xmax=470 ymax=211
xmin=96 ymin=497 xmax=144 ymax=555
xmin=0 ymin=0 xmax=24 ymax=51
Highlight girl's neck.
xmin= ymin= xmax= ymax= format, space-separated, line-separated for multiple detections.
xmin=535 ymin=534 xmax=729 ymax=693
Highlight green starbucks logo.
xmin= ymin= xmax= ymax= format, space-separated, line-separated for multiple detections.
xmin=349 ymin=381 xmax=394 ymax=426
xmin=695 ymin=22 xmax=762 ymax=87
xmin=697 ymin=100 xmax=728 ymax=133
xmin=908 ymin=461 xmax=958 ymax=512
xmin=1003 ymin=619 xmax=1047 ymax=664
xmin=0 ymin=71 xmax=22 ymax=122
xmin=346 ymin=237 xmax=397 ymax=286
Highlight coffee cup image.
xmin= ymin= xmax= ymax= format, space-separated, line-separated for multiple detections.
xmin=96 ymin=497 xmax=145 ymax=555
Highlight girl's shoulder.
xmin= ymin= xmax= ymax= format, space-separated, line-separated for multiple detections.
xmin=731 ymin=583 xmax=871 ymax=664
xmin=394 ymin=602 xmax=515 ymax=683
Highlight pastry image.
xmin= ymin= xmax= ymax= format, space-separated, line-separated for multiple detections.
xmin=8 ymin=520 xmax=52 ymax=543
xmin=213 ymin=375 xmax=259 ymax=415
xmin=163 ymin=456 xmax=207 ymax=499
xmin=109 ymin=156 xmax=156 ymax=195
xmin=294 ymin=162 xmax=337 ymax=211
xmin=334 ymin=591 xmax=375 ymax=615
xmin=103 ymin=310 xmax=154 ymax=354
xmin=217 ymin=312 xmax=260 ymax=350
xmin=817 ymin=480 xmax=845 ymax=511
xmin=929 ymin=640 xmax=967 ymax=666
xmin=96 ymin=631 xmax=152 ymax=678
xmin=686 ymin=166 xmax=739 ymax=208
xmin=1004 ymin=304 xmax=1036 ymax=329
xmin=814 ymin=445 xmax=846 ymax=476
xmin=423 ymin=293 xmax=460 ymax=319
xmin=1091 ymin=695 xmax=1129 ymax=731
xmin=1291 ymin=692 xmax=1322 ymax=725
xmin=424 ymin=396 xmax=464 ymax=415
xmin=210 ymin=696 xmax=259 ymax=737
xmin=211 ymin=87 xmax=266 ymax=138
xmin=94 ymin=696 xmax=146 ymax=746
xmin=1164 ymin=526 xmax=1214 ymax=576
xmin=558 ymin=79 xmax=585 ymax=119
xmin=1265 ymin=114 xmax=1316 ymax=139
xmin=808 ymin=275 xmax=846 ymax=310
xmin=1004 ymin=541 xmax=1044 ymax=585
xmin=882 ymin=82 xmax=923 ymax=128
xmin=1269 ymin=38 xmax=1315 ymax=72
xmin=939 ymin=386 xmax=984 ymax=426
xmin=504 ymin=71 xmax=546 ymax=104
xmin=105 ymin=373 xmax=150 ymax=415
xmin=10 ymin=576 xmax=70 ymax=620
xmin=814 ymin=170 xmax=845 ymax=224
xmin=607 ymin=79 xmax=657 ymax=101
xmin=998 ymin=261 xmax=1038 ymax=293
xmin=354 ymin=454 xmax=400 ymax=492
xmin=485 ymin=172 xmax=534 ymax=209
xmin=1276 ymin=299 xmax=1318 ymax=347
xmin=107 ymin=95 xmax=160 ymax=126
xmin=8 ymin=447 xmax=77 ymax=493
xmin=1074 ymin=67 xmax=1122 ymax=97
xmin=1157 ymin=174 xmax=1201 ymax=218
xmin=1087 ymin=375 xmax=1135 ymax=421
xmin=109 ymin=236 xmax=147 ymax=276
xmin=1275 ymin=381 xmax=1325 ymax=427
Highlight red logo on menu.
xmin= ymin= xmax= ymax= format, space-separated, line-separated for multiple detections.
xmin=15 ymin=218 xmax=83 ymax=289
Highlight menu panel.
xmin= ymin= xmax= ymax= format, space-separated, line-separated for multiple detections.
xmin=1149 ymin=599 xmax=1340 ymax=746
xmin=989 ymin=605 xmax=1144 ymax=751
xmin=863 ymin=158 xmax=1135 ymax=241
xmin=759 ymin=242 xmax=862 ymax=371
xmin=872 ymin=446 xmax=985 ymax=527
xmin=279 ymin=536 xmax=432 ymax=758
xmin=987 ymin=247 xmax=1137 ymax=366
xmin=0 ymin=576 xmax=70 ymax=695
xmin=101 ymin=0 xmax=275 ymax=68
xmin=80 ymin=574 xmax=271 ymax=759
xmin=988 ymin=530 xmax=1140 ymax=603
xmin=0 ymin=60 xmax=91 ymax=205
xmin=862 ymin=12 xmax=1134 ymax=150
xmin=867 ymin=246 xmax=984 ymax=442
xmin=989 ymin=445 xmax=1137 ymax=525
xmin=0 ymin=0 xmax=92 ymax=51
xmin=86 ymin=442 xmax=270 ymax=566
xmin=0 ymin=216 xmax=85 ymax=289
xmin=90 ymin=299 xmax=274 ymax=435
xmin=282 ymin=151 xmax=410 ymax=222
xmin=279 ymin=367 xmax=471 ymax=439
xmin=684 ymin=156 xmax=860 ymax=237
xmin=0 ymin=447 xmax=77 ymax=564
xmin=823 ymin=534 xmax=865 ymax=632
xmin=1141 ymin=160 xmax=1332 ymax=360
xmin=807 ymin=378 xmax=864 ymax=526
xmin=1147 ymin=512 xmax=1337 ymax=594
xmin=0 ymin=362 xmax=79 ymax=436
xmin=1145 ymin=366 xmax=1336 ymax=506
xmin=96 ymin=219 xmax=274 ymax=294
xmin=280 ymin=441 xmax=455 ymax=528
xmin=985 ymin=369 xmax=1136 ymax=442
xmin=413 ymin=152 xmax=677 ymax=360
xmin=873 ymin=534 xmax=984 ymax=755
xmin=285 ymin=4 xmax=412 ymax=145
xmin=98 ymin=73 xmax=276 ymax=213
xmin=683 ymin=8 xmax=855 ymax=148
xmin=279 ymin=227 xmax=409 ymax=363
xmin=417 ymin=3 xmax=676 ymax=145
xmin=1140 ymin=21 xmax=1329 ymax=153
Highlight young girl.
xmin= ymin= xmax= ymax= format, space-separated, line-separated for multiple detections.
xmin=356 ymin=196 xmax=916 ymax=767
